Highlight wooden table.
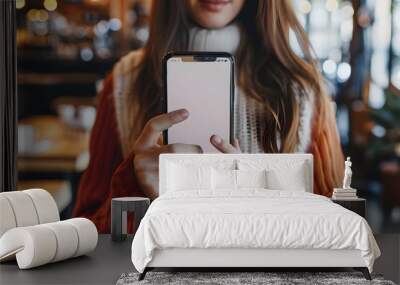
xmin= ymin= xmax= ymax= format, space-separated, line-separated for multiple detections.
xmin=18 ymin=115 xmax=90 ymax=173
xmin=17 ymin=115 xmax=90 ymax=216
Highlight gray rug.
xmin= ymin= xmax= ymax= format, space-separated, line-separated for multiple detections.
xmin=117 ymin=272 xmax=396 ymax=285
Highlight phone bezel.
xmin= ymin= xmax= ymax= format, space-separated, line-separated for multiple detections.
xmin=162 ymin=51 xmax=235 ymax=147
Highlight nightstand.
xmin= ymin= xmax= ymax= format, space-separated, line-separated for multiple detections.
xmin=331 ymin=198 xmax=366 ymax=218
xmin=111 ymin=197 xmax=150 ymax=242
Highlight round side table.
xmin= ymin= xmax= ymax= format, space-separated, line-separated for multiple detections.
xmin=111 ymin=197 xmax=150 ymax=242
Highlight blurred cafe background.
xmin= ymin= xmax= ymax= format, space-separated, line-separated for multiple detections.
xmin=16 ymin=0 xmax=400 ymax=233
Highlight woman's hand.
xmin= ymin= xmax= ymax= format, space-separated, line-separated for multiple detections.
xmin=132 ymin=109 xmax=202 ymax=200
xmin=210 ymin=135 xmax=241 ymax=153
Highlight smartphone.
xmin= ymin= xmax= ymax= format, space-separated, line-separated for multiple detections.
xmin=163 ymin=52 xmax=234 ymax=153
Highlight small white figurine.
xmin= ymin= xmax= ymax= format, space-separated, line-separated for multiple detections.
xmin=342 ymin=157 xmax=353 ymax=190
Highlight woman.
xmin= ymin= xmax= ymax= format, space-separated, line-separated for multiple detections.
xmin=73 ymin=0 xmax=344 ymax=232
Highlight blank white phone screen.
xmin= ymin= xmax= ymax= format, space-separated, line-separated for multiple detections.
xmin=166 ymin=57 xmax=232 ymax=153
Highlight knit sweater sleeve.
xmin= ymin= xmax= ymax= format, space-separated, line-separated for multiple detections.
xmin=73 ymin=73 xmax=145 ymax=233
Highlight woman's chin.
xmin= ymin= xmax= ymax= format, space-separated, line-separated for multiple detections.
xmin=193 ymin=16 xmax=232 ymax=29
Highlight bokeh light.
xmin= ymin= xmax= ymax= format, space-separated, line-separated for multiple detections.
xmin=299 ymin=0 xmax=312 ymax=14
xmin=326 ymin=0 xmax=338 ymax=12
xmin=43 ymin=0 xmax=58 ymax=12
xmin=80 ymin=48 xmax=94 ymax=62
xmin=337 ymin=62 xmax=351 ymax=82
xmin=16 ymin=0 xmax=26 ymax=9
xmin=322 ymin=59 xmax=337 ymax=78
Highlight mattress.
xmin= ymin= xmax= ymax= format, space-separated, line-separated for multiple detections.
xmin=131 ymin=190 xmax=380 ymax=273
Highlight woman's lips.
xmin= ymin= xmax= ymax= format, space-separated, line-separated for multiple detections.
xmin=199 ymin=0 xmax=231 ymax=12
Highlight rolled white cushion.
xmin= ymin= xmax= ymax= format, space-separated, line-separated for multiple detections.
xmin=65 ymin=218 xmax=98 ymax=257
xmin=0 ymin=226 xmax=57 ymax=269
xmin=0 ymin=196 xmax=17 ymax=237
xmin=0 ymin=218 xmax=98 ymax=269
xmin=23 ymin=189 xmax=60 ymax=224
xmin=0 ymin=192 xmax=39 ymax=227
xmin=42 ymin=221 xmax=79 ymax=262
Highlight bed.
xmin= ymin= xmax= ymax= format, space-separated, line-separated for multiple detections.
xmin=131 ymin=154 xmax=380 ymax=280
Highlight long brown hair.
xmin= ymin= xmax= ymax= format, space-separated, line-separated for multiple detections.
xmin=127 ymin=0 xmax=328 ymax=153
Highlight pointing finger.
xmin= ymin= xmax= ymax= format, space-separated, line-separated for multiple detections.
xmin=134 ymin=109 xmax=189 ymax=151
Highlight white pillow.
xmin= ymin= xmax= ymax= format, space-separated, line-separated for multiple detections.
xmin=266 ymin=166 xmax=306 ymax=191
xmin=211 ymin=169 xmax=268 ymax=190
xmin=167 ymin=162 xmax=211 ymax=191
xmin=211 ymin=169 xmax=236 ymax=189
xmin=236 ymin=169 xmax=267 ymax=189
xmin=238 ymin=159 xmax=308 ymax=191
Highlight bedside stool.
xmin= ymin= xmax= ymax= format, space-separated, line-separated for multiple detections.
xmin=111 ymin=197 xmax=150 ymax=242
xmin=331 ymin=198 xmax=366 ymax=218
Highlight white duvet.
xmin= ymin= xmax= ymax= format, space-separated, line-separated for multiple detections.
xmin=131 ymin=190 xmax=380 ymax=273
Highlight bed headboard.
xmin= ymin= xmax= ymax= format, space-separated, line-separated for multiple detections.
xmin=159 ymin=154 xmax=313 ymax=195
